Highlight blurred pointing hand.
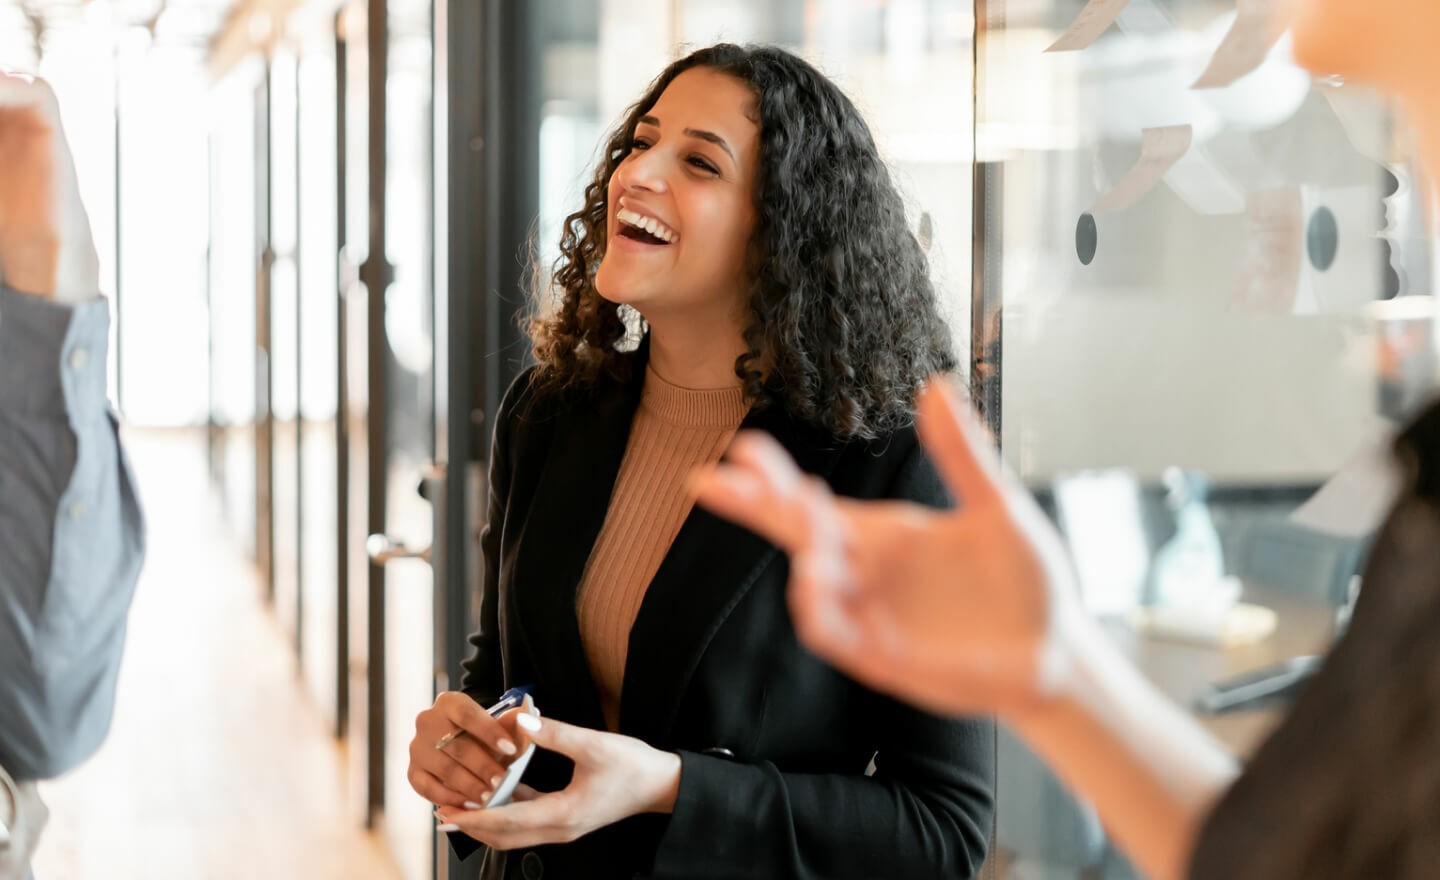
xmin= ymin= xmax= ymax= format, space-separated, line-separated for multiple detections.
xmin=694 ymin=376 xmax=1085 ymax=720
xmin=0 ymin=73 xmax=98 ymax=302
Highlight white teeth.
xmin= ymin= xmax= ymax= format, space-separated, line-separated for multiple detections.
xmin=618 ymin=208 xmax=676 ymax=243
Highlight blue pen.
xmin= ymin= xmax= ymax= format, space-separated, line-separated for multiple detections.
xmin=485 ymin=685 xmax=534 ymax=717
xmin=433 ymin=685 xmax=535 ymax=750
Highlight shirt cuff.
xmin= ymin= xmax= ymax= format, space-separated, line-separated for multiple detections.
xmin=0 ymin=286 xmax=110 ymax=420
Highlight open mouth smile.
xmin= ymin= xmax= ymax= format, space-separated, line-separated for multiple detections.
xmin=617 ymin=207 xmax=678 ymax=246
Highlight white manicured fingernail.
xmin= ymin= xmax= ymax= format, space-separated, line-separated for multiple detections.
xmin=515 ymin=713 xmax=541 ymax=733
xmin=490 ymin=775 xmax=503 ymax=788
xmin=463 ymin=801 xmax=484 ymax=810
xmin=497 ymin=738 xmax=518 ymax=756
xmin=437 ymin=823 xmax=460 ymax=832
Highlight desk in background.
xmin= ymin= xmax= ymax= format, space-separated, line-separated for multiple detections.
xmin=1105 ymin=586 xmax=1339 ymax=757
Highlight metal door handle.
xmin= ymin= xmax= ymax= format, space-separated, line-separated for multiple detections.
xmin=366 ymin=533 xmax=432 ymax=565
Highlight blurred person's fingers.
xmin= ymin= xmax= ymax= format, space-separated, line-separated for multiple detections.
xmin=0 ymin=72 xmax=58 ymax=113
xmin=916 ymin=377 xmax=1005 ymax=511
xmin=0 ymin=781 xmax=48 ymax=877
xmin=786 ymin=549 xmax=863 ymax=655
xmin=694 ymin=431 xmax=828 ymax=554
xmin=0 ymin=73 xmax=97 ymax=300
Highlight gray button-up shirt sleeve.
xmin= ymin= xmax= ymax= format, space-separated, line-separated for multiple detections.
xmin=0 ymin=286 xmax=144 ymax=783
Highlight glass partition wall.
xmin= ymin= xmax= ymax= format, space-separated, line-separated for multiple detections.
xmin=978 ymin=1 xmax=1433 ymax=875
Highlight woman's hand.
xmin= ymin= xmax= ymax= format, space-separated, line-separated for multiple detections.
xmin=0 ymin=73 xmax=98 ymax=301
xmin=434 ymin=715 xmax=681 ymax=850
xmin=408 ymin=692 xmax=529 ymax=810
xmin=694 ymin=376 xmax=1089 ymax=722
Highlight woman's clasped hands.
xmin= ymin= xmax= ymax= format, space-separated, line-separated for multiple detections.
xmin=411 ymin=694 xmax=681 ymax=850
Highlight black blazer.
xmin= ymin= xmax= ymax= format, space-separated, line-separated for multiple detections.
xmin=454 ymin=346 xmax=995 ymax=880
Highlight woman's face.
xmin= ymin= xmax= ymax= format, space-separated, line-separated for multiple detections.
xmin=594 ymin=67 xmax=761 ymax=326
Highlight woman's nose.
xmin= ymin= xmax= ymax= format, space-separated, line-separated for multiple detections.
xmin=616 ymin=148 xmax=668 ymax=194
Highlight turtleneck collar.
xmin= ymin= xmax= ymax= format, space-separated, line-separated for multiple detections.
xmin=640 ymin=365 xmax=749 ymax=428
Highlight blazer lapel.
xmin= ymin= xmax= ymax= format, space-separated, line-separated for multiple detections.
xmin=619 ymin=404 xmax=848 ymax=744
xmin=510 ymin=361 xmax=645 ymax=732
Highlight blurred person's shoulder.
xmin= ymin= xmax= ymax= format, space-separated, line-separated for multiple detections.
xmin=1190 ymin=395 xmax=1440 ymax=880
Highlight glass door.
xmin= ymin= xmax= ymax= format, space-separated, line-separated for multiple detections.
xmin=373 ymin=0 xmax=441 ymax=877
xmin=345 ymin=0 xmax=448 ymax=877
xmin=337 ymin=0 xmax=375 ymax=829
xmin=294 ymin=4 xmax=347 ymax=738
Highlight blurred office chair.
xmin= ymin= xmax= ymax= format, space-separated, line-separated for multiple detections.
xmin=1228 ymin=516 xmax=1370 ymax=607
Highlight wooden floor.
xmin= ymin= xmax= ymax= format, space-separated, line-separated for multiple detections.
xmin=29 ymin=428 xmax=403 ymax=880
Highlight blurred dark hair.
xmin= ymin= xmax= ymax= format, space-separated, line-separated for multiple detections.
xmin=529 ymin=42 xmax=956 ymax=440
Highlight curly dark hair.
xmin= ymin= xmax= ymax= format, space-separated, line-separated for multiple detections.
xmin=530 ymin=42 xmax=957 ymax=440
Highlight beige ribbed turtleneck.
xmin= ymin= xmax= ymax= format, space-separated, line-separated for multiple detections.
xmin=576 ymin=366 xmax=750 ymax=731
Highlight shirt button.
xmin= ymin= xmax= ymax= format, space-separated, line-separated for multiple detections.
xmin=68 ymin=347 xmax=90 ymax=371
xmin=69 ymin=501 xmax=86 ymax=520
xmin=521 ymin=851 xmax=544 ymax=880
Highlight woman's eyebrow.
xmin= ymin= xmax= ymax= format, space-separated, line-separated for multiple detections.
xmin=637 ymin=114 xmax=737 ymax=163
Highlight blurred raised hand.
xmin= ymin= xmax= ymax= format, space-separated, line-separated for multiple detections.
xmin=695 ymin=376 xmax=1085 ymax=721
xmin=0 ymin=73 xmax=98 ymax=302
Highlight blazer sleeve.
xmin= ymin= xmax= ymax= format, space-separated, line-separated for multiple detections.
xmin=649 ymin=442 xmax=996 ymax=880
xmin=450 ymin=370 xmax=536 ymax=866
xmin=457 ymin=369 xmax=535 ymax=708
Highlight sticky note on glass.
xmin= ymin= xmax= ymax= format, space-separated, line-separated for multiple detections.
xmin=1091 ymin=125 xmax=1194 ymax=214
xmin=1046 ymin=0 xmax=1133 ymax=52
xmin=1192 ymin=0 xmax=1288 ymax=89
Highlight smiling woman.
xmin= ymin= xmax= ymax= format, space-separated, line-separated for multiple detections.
xmin=531 ymin=43 xmax=958 ymax=439
xmin=407 ymin=43 xmax=993 ymax=880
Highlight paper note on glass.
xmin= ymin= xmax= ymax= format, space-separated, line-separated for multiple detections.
xmin=1192 ymin=0 xmax=1288 ymax=89
xmin=1046 ymin=0 xmax=1132 ymax=52
xmin=1091 ymin=125 xmax=1194 ymax=214
xmin=1231 ymin=188 xmax=1302 ymax=314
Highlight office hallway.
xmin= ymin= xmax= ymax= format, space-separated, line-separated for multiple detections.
xmin=29 ymin=428 xmax=402 ymax=880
